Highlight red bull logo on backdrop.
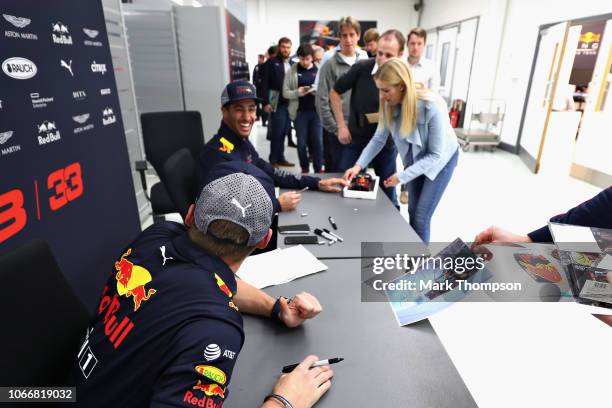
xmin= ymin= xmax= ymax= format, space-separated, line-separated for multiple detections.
xmin=114 ymin=248 xmax=157 ymax=311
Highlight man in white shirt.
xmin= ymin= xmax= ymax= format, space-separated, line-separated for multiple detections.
xmin=400 ymin=27 xmax=441 ymax=204
xmin=407 ymin=27 xmax=440 ymax=93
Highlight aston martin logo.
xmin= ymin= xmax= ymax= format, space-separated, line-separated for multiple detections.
xmin=83 ymin=28 xmax=99 ymax=39
xmin=0 ymin=131 xmax=14 ymax=145
xmin=72 ymin=114 xmax=90 ymax=124
xmin=3 ymin=14 xmax=31 ymax=28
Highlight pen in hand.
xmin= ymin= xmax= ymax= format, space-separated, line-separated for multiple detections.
xmin=282 ymin=357 xmax=344 ymax=373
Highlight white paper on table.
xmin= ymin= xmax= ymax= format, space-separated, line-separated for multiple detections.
xmin=548 ymin=222 xmax=601 ymax=253
xmin=236 ymin=245 xmax=327 ymax=289
xmin=596 ymin=254 xmax=612 ymax=271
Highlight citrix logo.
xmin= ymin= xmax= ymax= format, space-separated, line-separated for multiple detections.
xmin=91 ymin=61 xmax=107 ymax=75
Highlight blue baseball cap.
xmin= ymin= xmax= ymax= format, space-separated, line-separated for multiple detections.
xmin=220 ymin=80 xmax=262 ymax=107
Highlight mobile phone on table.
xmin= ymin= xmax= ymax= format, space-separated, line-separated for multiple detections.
xmin=278 ymin=224 xmax=310 ymax=234
xmin=284 ymin=235 xmax=319 ymax=245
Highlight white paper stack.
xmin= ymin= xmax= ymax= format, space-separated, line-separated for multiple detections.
xmin=237 ymin=245 xmax=328 ymax=289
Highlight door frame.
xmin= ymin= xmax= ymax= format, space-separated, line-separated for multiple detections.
xmin=515 ymin=12 xmax=612 ymax=158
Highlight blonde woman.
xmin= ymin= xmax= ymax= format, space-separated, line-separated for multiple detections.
xmin=344 ymin=58 xmax=458 ymax=243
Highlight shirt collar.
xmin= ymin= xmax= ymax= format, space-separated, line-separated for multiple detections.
xmin=371 ymin=62 xmax=378 ymax=75
xmin=217 ymin=121 xmax=247 ymax=147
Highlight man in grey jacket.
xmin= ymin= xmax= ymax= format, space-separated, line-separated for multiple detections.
xmin=316 ymin=16 xmax=367 ymax=172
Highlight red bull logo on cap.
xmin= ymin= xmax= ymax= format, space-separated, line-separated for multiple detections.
xmin=115 ymin=248 xmax=157 ymax=311
xmin=193 ymin=380 xmax=225 ymax=398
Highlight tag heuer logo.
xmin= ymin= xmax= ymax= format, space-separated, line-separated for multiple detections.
xmin=0 ymin=131 xmax=14 ymax=145
xmin=83 ymin=28 xmax=99 ymax=38
xmin=2 ymin=57 xmax=37 ymax=79
xmin=3 ymin=14 xmax=31 ymax=28
xmin=73 ymin=114 xmax=90 ymax=124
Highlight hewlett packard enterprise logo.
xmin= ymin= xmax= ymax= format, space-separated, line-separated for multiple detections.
xmin=2 ymin=57 xmax=37 ymax=79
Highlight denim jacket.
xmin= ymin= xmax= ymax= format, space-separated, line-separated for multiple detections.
xmin=356 ymin=99 xmax=458 ymax=184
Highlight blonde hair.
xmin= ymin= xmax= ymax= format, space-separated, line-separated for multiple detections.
xmin=374 ymin=58 xmax=432 ymax=137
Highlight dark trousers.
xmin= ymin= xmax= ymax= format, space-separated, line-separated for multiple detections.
xmin=335 ymin=142 xmax=398 ymax=206
xmin=295 ymin=110 xmax=323 ymax=172
xmin=269 ymin=104 xmax=289 ymax=164
xmin=322 ymin=129 xmax=336 ymax=172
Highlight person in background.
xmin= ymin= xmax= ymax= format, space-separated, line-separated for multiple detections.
xmin=283 ymin=43 xmax=324 ymax=174
xmin=66 ymin=162 xmax=333 ymax=408
xmin=252 ymin=53 xmax=267 ymax=125
xmin=313 ymin=45 xmax=324 ymax=67
xmin=344 ymin=59 xmax=459 ymax=243
xmin=401 ymin=27 xmax=441 ymax=205
xmin=316 ymin=16 xmax=368 ymax=172
xmin=363 ymin=28 xmax=379 ymax=57
xmin=329 ymin=29 xmax=406 ymax=206
xmin=261 ymin=37 xmax=295 ymax=167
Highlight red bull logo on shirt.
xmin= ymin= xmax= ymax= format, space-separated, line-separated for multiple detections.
xmin=183 ymin=390 xmax=224 ymax=407
xmin=114 ymin=248 xmax=157 ymax=311
xmin=193 ymin=380 xmax=225 ymax=398
xmin=214 ymin=273 xmax=232 ymax=298
xmin=218 ymin=137 xmax=234 ymax=154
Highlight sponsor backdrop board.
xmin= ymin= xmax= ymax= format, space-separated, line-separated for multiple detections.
xmin=0 ymin=0 xmax=141 ymax=311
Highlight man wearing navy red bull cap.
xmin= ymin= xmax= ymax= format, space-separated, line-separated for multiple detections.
xmin=196 ymin=80 xmax=348 ymax=213
xmin=65 ymin=161 xmax=333 ymax=408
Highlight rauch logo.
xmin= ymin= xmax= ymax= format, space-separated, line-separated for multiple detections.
xmin=2 ymin=57 xmax=37 ymax=79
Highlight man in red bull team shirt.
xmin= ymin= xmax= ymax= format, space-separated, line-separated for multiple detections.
xmin=65 ymin=162 xmax=333 ymax=408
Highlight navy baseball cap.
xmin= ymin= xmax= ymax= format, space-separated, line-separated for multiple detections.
xmin=195 ymin=162 xmax=275 ymax=246
xmin=220 ymin=80 xmax=262 ymax=107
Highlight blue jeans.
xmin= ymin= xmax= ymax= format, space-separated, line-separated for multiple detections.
xmin=294 ymin=110 xmax=323 ymax=172
xmin=405 ymin=149 xmax=458 ymax=243
xmin=269 ymin=104 xmax=289 ymax=164
xmin=335 ymin=141 xmax=398 ymax=206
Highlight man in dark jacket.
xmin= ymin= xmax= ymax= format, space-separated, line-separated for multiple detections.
xmin=261 ymin=37 xmax=294 ymax=167
xmin=472 ymin=186 xmax=612 ymax=245
xmin=329 ymin=29 xmax=406 ymax=206
xmin=252 ymin=53 xmax=267 ymax=125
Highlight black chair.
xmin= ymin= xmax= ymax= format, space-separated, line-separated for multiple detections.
xmin=161 ymin=148 xmax=196 ymax=220
xmin=137 ymin=111 xmax=205 ymax=220
xmin=0 ymin=240 xmax=90 ymax=386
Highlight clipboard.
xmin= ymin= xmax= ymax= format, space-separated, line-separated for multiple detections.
xmin=365 ymin=112 xmax=379 ymax=124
